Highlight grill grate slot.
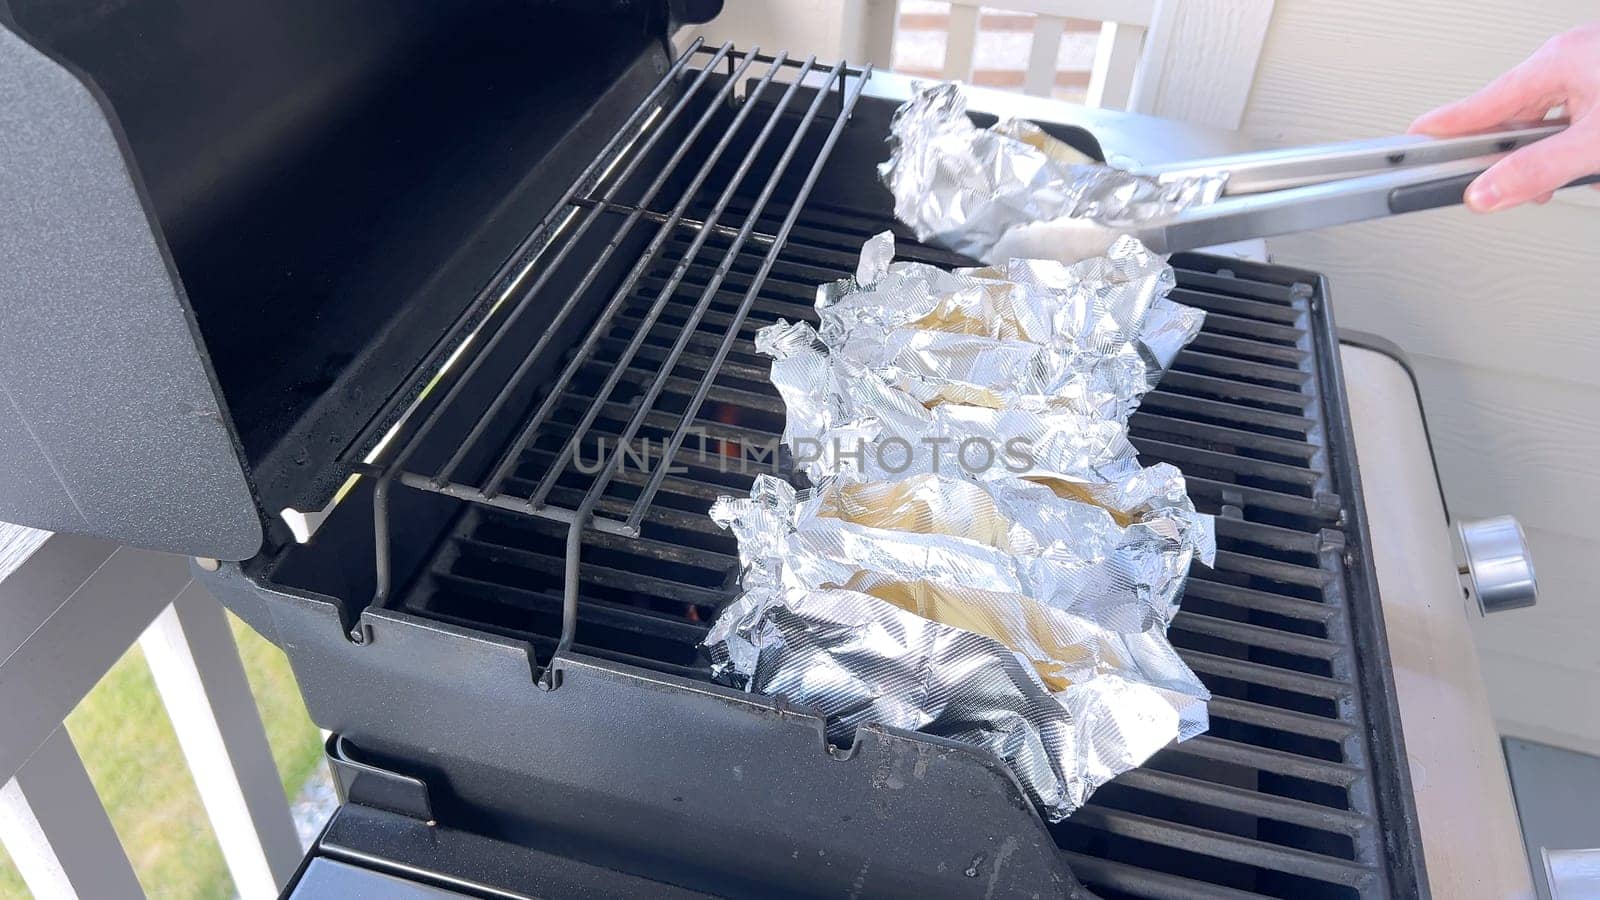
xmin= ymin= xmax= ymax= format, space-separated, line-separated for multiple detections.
xmin=378 ymin=61 xmax=1416 ymax=898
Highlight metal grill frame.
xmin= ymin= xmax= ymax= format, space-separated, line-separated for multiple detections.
xmin=212 ymin=43 xmax=1429 ymax=899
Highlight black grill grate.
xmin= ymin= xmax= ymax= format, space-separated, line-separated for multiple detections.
xmin=371 ymin=52 xmax=1419 ymax=899
xmin=402 ymin=200 xmax=1416 ymax=897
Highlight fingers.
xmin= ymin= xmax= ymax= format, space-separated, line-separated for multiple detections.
xmin=1464 ymin=121 xmax=1600 ymax=211
xmin=1410 ymin=49 xmax=1563 ymax=136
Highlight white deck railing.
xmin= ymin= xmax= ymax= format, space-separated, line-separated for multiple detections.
xmin=0 ymin=528 xmax=301 ymax=899
xmin=899 ymin=0 xmax=1158 ymax=107
xmin=849 ymin=0 xmax=1276 ymax=130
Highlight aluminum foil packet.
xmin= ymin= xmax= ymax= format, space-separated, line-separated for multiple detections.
xmin=760 ymin=319 xmax=1146 ymax=484
xmin=704 ymin=473 xmax=1211 ymax=820
xmin=716 ymin=470 xmax=1213 ymax=633
xmin=879 ymin=81 xmax=1226 ymax=264
xmin=756 ymin=232 xmax=1201 ymax=483
xmin=817 ymin=231 xmax=1203 ymax=421
xmin=700 ymin=225 xmax=1214 ymax=822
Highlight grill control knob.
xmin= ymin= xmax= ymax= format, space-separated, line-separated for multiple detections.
xmin=1457 ymin=515 xmax=1538 ymax=614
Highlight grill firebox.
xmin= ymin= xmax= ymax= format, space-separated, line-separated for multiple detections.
xmin=268 ymin=41 xmax=1425 ymax=900
xmin=354 ymin=54 xmax=1423 ymax=898
xmin=402 ymin=229 xmax=1409 ymax=898
xmin=0 ymin=1 xmax=1427 ymax=893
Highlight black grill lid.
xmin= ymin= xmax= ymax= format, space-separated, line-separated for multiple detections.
xmin=0 ymin=23 xmax=261 ymax=559
xmin=0 ymin=1 xmax=715 ymax=559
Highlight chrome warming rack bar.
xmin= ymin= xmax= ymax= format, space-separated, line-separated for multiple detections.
xmin=348 ymin=40 xmax=871 ymax=682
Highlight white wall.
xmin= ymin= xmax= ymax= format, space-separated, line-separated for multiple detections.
xmin=1237 ymin=1 xmax=1600 ymax=753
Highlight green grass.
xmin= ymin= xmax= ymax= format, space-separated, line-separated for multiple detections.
xmin=0 ymin=612 xmax=322 ymax=899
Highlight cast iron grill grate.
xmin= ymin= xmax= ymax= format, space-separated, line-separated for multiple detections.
xmin=401 ymin=194 xmax=1415 ymax=896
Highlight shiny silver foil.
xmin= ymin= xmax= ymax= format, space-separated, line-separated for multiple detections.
xmin=704 ymin=474 xmax=1211 ymax=820
xmin=818 ymin=231 xmax=1203 ymax=422
xmin=879 ymin=82 xmax=1226 ymax=264
xmin=760 ymin=319 xmax=1146 ymax=483
xmin=716 ymin=470 xmax=1213 ymax=634
xmin=759 ymin=232 xmax=1201 ymax=483
xmin=701 ymin=224 xmax=1214 ymax=822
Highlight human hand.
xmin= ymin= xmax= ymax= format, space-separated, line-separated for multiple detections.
xmin=1410 ymin=22 xmax=1600 ymax=212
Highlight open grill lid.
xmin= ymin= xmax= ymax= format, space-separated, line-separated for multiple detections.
xmin=0 ymin=0 xmax=717 ymax=559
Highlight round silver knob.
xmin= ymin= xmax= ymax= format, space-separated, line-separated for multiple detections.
xmin=1457 ymin=515 xmax=1537 ymax=614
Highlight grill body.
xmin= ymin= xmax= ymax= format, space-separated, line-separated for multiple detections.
xmin=0 ymin=1 xmax=1425 ymax=893
xmin=201 ymin=45 xmax=1426 ymax=900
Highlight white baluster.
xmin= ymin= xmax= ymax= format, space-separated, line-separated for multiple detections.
xmin=943 ymin=2 xmax=980 ymax=81
xmin=0 ymin=726 xmax=144 ymax=900
xmin=1024 ymin=15 xmax=1068 ymax=97
xmin=140 ymin=584 xmax=301 ymax=898
xmin=1087 ymin=20 xmax=1148 ymax=109
xmin=857 ymin=0 xmax=901 ymax=68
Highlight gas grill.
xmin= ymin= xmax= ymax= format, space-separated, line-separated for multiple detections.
xmin=0 ymin=2 xmax=1426 ymax=897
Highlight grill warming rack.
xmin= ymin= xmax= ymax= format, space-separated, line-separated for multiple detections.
xmin=349 ymin=39 xmax=870 ymax=672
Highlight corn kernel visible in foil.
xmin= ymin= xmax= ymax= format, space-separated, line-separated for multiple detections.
xmin=815 ymin=232 xmax=1203 ymax=424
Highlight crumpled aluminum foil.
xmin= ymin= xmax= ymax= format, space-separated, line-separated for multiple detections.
xmin=818 ymin=231 xmax=1203 ymax=420
xmin=879 ymin=82 xmax=1226 ymax=264
xmin=761 ymin=319 xmax=1146 ymax=484
xmin=715 ymin=470 xmax=1213 ymax=633
xmin=758 ymin=232 xmax=1201 ymax=482
xmin=700 ymin=220 xmax=1214 ymax=822
xmin=704 ymin=474 xmax=1211 ymax=820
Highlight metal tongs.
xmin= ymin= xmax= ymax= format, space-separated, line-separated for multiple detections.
xmin=1111 ymin=120 xmax=1600 ymax=254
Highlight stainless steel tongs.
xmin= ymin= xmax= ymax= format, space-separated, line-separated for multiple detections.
xmin=1099 ymin=120 xmax=1600 ymax=254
